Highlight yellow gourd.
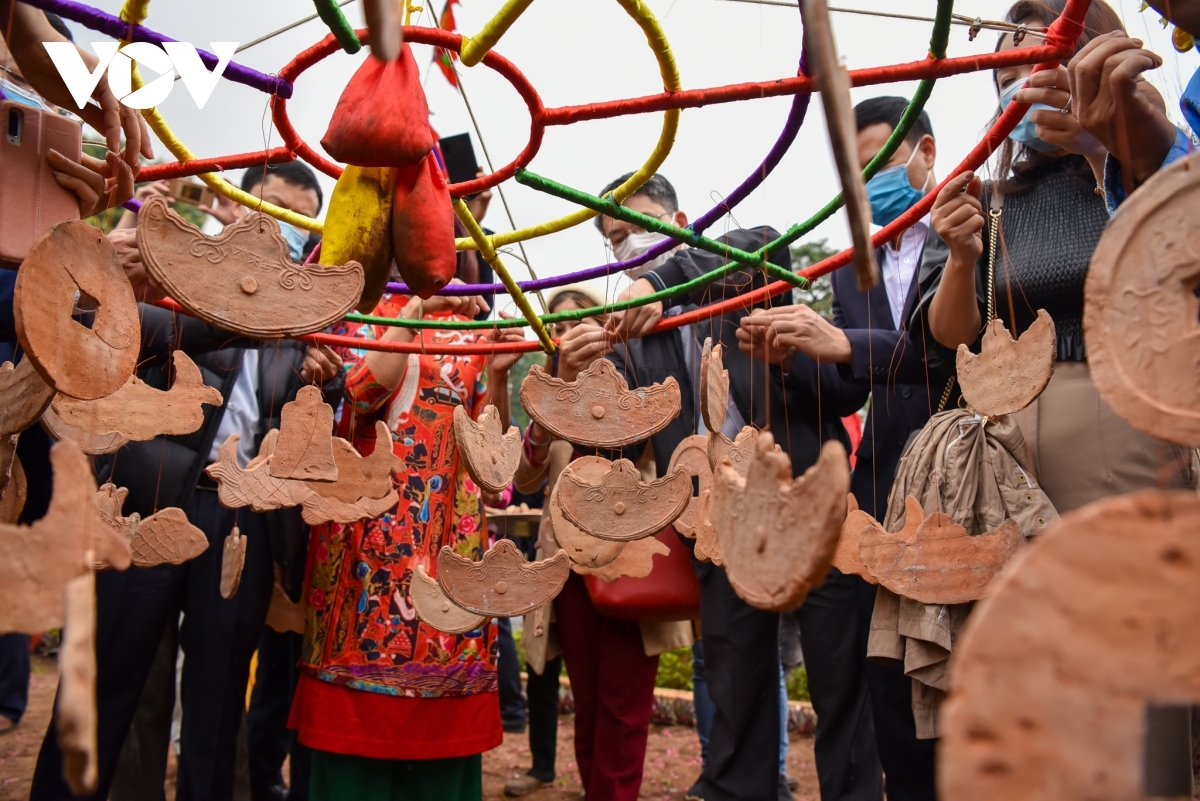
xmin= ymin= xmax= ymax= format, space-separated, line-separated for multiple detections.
xmin=322 ymin=166 xmax=398 ymax=313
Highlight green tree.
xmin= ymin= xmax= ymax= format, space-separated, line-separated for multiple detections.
xmin=789 ymin=238 xmax=838 ymax=320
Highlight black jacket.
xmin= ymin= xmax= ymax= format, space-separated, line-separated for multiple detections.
xmin=96 ymin=304 xmax=345 ymax=520
xmin=829 ymin=230 xmax=956 ymax=517
xmin=608 ymin=227 xmax=858 ymax=480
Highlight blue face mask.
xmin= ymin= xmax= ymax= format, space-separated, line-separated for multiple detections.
xmin=277 ymin=220 xmax=308 ymax=262
xmin=866 ymin=148 xmax=927 ymax=227
xmin=1000 ymin=81 xmax=1059 ymax=153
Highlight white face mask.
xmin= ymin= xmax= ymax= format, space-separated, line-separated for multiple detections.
xmin=612 ymin=230 xmax=673 ymax=278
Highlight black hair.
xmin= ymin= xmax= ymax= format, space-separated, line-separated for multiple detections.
xmin=853 ymin=96 xmax=933 ymax=145
xmin=45 ymin=13 xmax=73 ymax=41
xmin=593 ymin=172 xmax=679 ymax=233
xmin=240 ymin=162 xmax=323 ymax=214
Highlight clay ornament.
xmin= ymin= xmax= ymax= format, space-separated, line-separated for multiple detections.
xmin=300 ymin=491 xmax=398 ymax=526
xmin=96 ymin=484 xmax=139 ymax=545
xmin=410 ymin=564 xmax=488 ymax=634
xmin=1084 ymin=151 xmax=1200 ymax=446
xmin=0 ymin=358 xmax=55 ymax=436
xmin=574 ymin=533 xmax=669 ymax=582
xmin=708 ymin=425 xmax=773 ymax=477
xmin=832 ymin=493 xmax=877 ymax=583
xmin=0 ymin=443 xmax=108 ymax=635
xmin=57 ymin=568 xmax=97 ymax=796
xmin=667 ymin=435 xmax=712 ymax=540
xmin=220 ymin=527 xmax=247 ymax=599
xmin=700 ymin=338 xmax=730 ymax=434
xmin=520 ymin=360 xmax=681 ymax=449
xmin=956 ymin=311 xmax=1055 ymax=417
xmin=0 ymin=452 xmax=27 ymax=525
xmin=269 ymin=386 xmax=338 ymax=482
xmin=453 ymin=405 xmax=522 ymax=494
xmin=265 ymin=583 xmax=305 ymax=634
xmin=939 ymin=490 xmax=1200 ymax=800
xmin=859 ymin=496 xmax=1025 ymax=606
xmin=207 ymin=433 xmax=311 ymax=512
xmin=50 ymin=351 xmax=224 ymax=441
xmin=804 ymin=0 xmax=879 ymax=290
xmin=310 ymin=421 xmax=401 ymax=503
xmin=711 ymin=434 xmax=849 ymax=612
xmin=558 ymin=459 xmax=691 ymax=543
xmin=130 ymin=508 xmax=208 ymax=567
xmin=42 ymin=405 xmax=128 ymax=455
xmin=437 ymin=539 xmax=570 ymax=618
xmin=137 ymin=196 xmax=365 ymax=338
xmin=548 ymin=465 xmax=625 ymax=570
xmin=14 ymin=220 xmax=140 ymax=400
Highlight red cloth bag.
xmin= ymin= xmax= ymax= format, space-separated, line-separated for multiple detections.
xmin=584 ymin=527 xmax=700 ymax=623
xmin=321 ymin=45 xmax=433 ymax=168
xmin=391 ymin=152 xmax=456 ymax=298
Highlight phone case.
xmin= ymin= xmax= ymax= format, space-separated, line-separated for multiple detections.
xmin=0 ymin=102 xmax=82 ymax=264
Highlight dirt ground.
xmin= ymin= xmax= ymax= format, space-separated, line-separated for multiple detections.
xmin=0 ymin=655 xmax=820 ymax=801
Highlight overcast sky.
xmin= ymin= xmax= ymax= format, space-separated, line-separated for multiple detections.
xmin=66 ymin=0 xmax=1199 ymax=315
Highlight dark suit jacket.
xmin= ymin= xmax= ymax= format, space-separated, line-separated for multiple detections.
xmin=829 ymin=228 xmax=955 ymax=517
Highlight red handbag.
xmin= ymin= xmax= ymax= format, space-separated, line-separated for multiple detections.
xmin=584 ymin=527 xmax=700 ymax=623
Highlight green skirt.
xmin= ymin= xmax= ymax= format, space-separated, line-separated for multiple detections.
xmin=309 ymin=750 xmax=483 ymax=801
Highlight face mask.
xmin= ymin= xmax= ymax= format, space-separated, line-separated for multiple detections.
xmin=1000 ymin=81 xmax=1059 ymax=153
xmin=611 ymin=230 xmax=673 ymax=279
xmin=866 ymin=147 xmax=929 ymax=227
xmin=277 ymin=220 xmax=308 ymax=262
xmin=0 ymin=76 xmax=53 ymax=111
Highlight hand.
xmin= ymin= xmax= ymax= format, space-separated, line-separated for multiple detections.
xmin=135 ymin=181 xmax=172 ymax=203
xmin=556 ymin=322 xmax=614 ymax=383
xmin=1068 ymin=32 xmax=1177 ymax=188
xmin=405 ymin=279 xmax=491 ymax=320
xmin=108 ymin=227 xmax=165 ymax=302
xmin=200 ymin=192 xmax=240 ymax=226
xmin=739 ymin=305 xmax=853 ymax=365
xmin=1015 ymin=67 xmax=1106 ymax=162
xmin=488 ymin=311 xmax=526 ymax=374
xmin=465 ymin=168 xmax=493 ymax=224
xmin=49 ymin=149 xmax=135 ymax=217
xmin=301 ymin=344 xmax=342 ymax=384
xmin=604 ymin=278 xmax=662 ymax=341
xmin=931 ymin=171 xmax=985 ymax=264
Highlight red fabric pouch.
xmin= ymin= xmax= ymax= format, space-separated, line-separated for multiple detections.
xmin=321 ymin=45 xmax=433 ymax=168
xmin=391 ymin=153 xmax=456 ymax=298
xmin=585 ymin=528 xmax=700 ymax=623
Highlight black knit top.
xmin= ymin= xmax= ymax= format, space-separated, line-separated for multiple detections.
xmin=915 ymin=156 xmax=1109 ymax=363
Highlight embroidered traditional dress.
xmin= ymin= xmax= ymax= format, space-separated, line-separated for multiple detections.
xmin=290 ymin=294 xmax=501 ymax=767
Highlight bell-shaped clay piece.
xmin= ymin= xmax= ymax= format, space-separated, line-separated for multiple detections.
xmin=520 ymin=360 xmax=681 ymax=449
xmin=956 ymin=311 xmax=1055 ymax=417
xmin=269 ymin=386 xmax=337 ymax=482
xmin=409 ymin=564 xmax=488 ymax=634
xmin=858 ymin=496 xmax=1025 ymax=605
xmin=711 ymin=434 xmax=849 ymax=612
xmin=557 ymin=459 xmax=691 ymax=543
xmin=454 ymin=405 xmax=522 ymax=494
xmin=437 ymin=539 xmax=570 ymax=618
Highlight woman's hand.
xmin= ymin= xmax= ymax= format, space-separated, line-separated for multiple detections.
xmin=301 ymin=344 xmax=343 ymax=384
xmin=49 ymin=149 xmax=135 ymax=218
xmin=487 ymin=312 xmax=526 ymax=375
xmin=1016 ymin=67 xmax=1108 ymax=165
xmin=931 ymin=171 xmax=985 ymax=265
xmin=405 ymin=279 xmax=491 ymax=321
xmin=556 ymin=319 xmax=613 ymax=383
xmin=108 ymin=227 xmax=166 ymax=302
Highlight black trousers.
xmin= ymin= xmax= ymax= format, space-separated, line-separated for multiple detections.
xmin=247 ymin=627 xmax=310 ymax=800
xmin=496 ymin=617 xmax=526 ymax=729
xmin=855 ymin=578 xmax=937 ymax=801
xmin=0 ymin=633 xmax=29 ymax=724
xmin=795 ymin=569 xmax=883 ymax=801
xmin=31 ymin=489 xmax=274 ymax=801
xmin=526 ymin=655 xmax=562 ymax=783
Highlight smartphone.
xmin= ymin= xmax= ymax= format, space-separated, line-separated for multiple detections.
xmin=0 ymin=102 xmax=82 ymax=265
xmin=169 ymin=178 xmax=217 ymax=209
xmin=438 ymin=133 xmax=479 ymax=185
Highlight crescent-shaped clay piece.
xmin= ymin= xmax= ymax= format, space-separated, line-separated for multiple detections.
xmin=956 ymin=311 xmax=1056 ymax=417
xmin=437 ymin=539 xmax=570 ymax=618
xmin=833 ymin=493 xmax=877 ymax=583
xmin=557 ymin=459 xmax=692 ymax=542
xmin=859 ymin=496 xmax=1025 ymax=605
xmin=667 ymin=435 xmax=712 ymax=539
xmin=0 ymin=443 xmax=105 ymax=634
xmin=519 ymin=360 xmax=681 ymax=448
xmin=42 ymin=405 xmax=127 ymax=455
xmin=14 ymin=220 xmax=140 ymax=400
xmin=409 ymin=564 xmax=488 ymax=634
xmin=57 ymin=569 xmax=97 ymax=797
xmin=711 ymin=434 xmax=849 ymax=612
xmin=50 ymin=351 xmax=224 ymax=441
xmin=574 ymin=533 xmax=670 ymax=581
xmin=265 ymin=583 xmax=305 ymax=634
xmin=269 ymin=386 xmax=338 ymax=482
xmin=549 ymin=466 xmax=625 ymax=569
xmin=453 ymin=404 xmax=523 ymax=493
xmin=220 ymin=526 xmax=247 ymax=599
xmin=939 ymin=490 xmax=1200 ymax=800
xmin=700 ymin=338 xmax=730 ymax=434
xmin=1084 ymin=151 xmax=1200 ymax=446
xmin=130 ymin=508 xmax=208 ymax=567
xmin=136 ymin=196 xmax=365 ymax=338
xmin=0 ymin=358 xmax=55 ymax=436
